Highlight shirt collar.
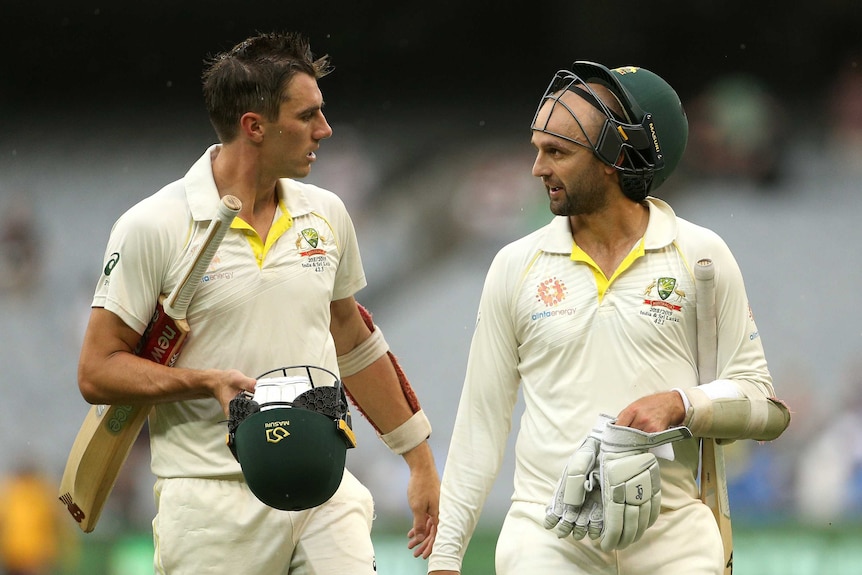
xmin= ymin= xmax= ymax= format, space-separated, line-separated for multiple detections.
xmin=184 ymin=144 xmax=315 ymax=221
xmin=184 ymin=145 xmax=223 ymax=222
xmin=641 ymin=196 xmax=679 ymax=250
xmin=537 ymin=196 xmax=679 ymax=254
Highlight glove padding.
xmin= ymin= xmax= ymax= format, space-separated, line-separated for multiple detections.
xmin=572 ymin=484 xmax=604 ymax=540
xmin=598 ymin=422 xmax=692 ymax=551
xmin=544 ymin=414 xmax=614 ymax=538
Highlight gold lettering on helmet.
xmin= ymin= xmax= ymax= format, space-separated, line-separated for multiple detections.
xmin=265 ymin=421 xmax=291 ymax=428
xmin=649 ymin=120 xmax=661 ymax=156
xmin=266 ymin=426 xmax=291 ymax=443
xmin=613 ymin=66 xmax=639 ymax=75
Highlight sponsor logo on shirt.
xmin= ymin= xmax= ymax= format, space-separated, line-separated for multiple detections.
xmin=531 ymin=308 xmax=576 ymax=321
xmin=200 ymin=253 xmax=234 ymax=284
xmin=101 ymin=252 xmax=120 ymax=287
xmin=536 ymin=277 xmax=567 ymax=307
xmin=532 ymin=277 xmax=576 ymax=321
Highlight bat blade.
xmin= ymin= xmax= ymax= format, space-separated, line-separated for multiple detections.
xmin=702 ymin=436 xmax=733 ymax=573
xmin=59 ymin=403 xmax=152 ymax=532
xmin=694 ymin=257 xmax=733 ymax=574
xmin=59 ymin=195 xmax=241 ymax=532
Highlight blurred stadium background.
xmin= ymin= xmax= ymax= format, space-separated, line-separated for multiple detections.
xmin=1 ymin=1 xmax=861 ymax=573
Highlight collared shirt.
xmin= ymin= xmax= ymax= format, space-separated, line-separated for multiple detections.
xmin=429 ymin=197 xmax=773 ymax=572
xmin=93 ymin=145 xmax=366 ymax=478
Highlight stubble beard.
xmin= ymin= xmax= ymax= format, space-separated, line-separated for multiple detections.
xmin=548 ymin=171 xmax=609 ymax=217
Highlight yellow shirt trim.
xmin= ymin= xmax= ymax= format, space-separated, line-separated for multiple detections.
xmin=570 ymin=238 xmax=645 ymax=302
xmin=231 ymin=200 xmax=294 ymax=268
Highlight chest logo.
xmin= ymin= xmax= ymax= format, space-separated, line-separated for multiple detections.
xmin=644 ymin=277 xmax=686 ymax=302
xmin=296 ymin=228 xmax=328 ymax=256
xmin=641 ymin=276 xmax=685 ymax=325
xmin=536 ymin=277 xmax=567 ymax=307
xmin=301 ymin=228 xmax=320 ymax=248
xmin=296 ymin=227 xmax=330 ymax=272
xmin=657 ymin=277 xmax=677 ymax=301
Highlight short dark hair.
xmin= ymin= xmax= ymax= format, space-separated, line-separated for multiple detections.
xmin=202 ymin=31 xmax=332 ymax=142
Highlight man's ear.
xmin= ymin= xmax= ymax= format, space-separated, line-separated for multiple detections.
xmin=240 ymin=112 xmax=265 ymax=142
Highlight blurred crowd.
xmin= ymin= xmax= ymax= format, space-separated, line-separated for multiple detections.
xmin=2 ymin=61 xmax=862 ymax=573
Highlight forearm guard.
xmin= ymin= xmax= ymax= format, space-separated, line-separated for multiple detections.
xmin=682 ymin=386 xmax=791 ymax=441
xmin=337 ymin=303 xmax=430 ymax=453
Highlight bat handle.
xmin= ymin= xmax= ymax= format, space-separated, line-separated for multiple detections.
xmin=164 ymin=195 xmax=241 ymax=316
xmin=694 ymin=258 xmax=714 ymax=281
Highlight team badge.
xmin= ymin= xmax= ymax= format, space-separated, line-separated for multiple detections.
xmin=301 ymin=228 xmax=319 ymax=248
xmin=641 ymin=276 xmax=685 ymax=324
xmin=657 ymin=277 xmax=676 ymax=300
xmin=296 ymin=227 xmax=330 ymax=272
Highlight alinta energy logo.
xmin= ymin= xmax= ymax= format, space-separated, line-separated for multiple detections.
xmin=201 ymin=253 xmax=233 ymax=284
xmin=532 ymin=277 xmax=576 ymax=321
xmin=536 ymin=277 xmax=567 ymax=307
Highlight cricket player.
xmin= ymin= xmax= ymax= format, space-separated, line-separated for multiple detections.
xmin=77 ymin=31 xmax=439 ymax=574
xmin=427 ymin=62 xmax=790 ymax=575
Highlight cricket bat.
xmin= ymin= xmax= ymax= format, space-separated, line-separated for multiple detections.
xmin=694 ymin=258 xmax=733 ymax=574
xmin=59 ymin=194 xmax=242 ymax=533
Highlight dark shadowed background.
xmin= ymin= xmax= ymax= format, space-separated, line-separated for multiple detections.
xmin=3 ymin=1 xmax=859 ymax=118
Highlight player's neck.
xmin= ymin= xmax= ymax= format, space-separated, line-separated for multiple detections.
xmin=211 ymin=144 xmax=279 ymax=239
xmin=569 ymin=200 xmax=648 ymax=276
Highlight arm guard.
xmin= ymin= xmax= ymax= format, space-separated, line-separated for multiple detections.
xmin=336 ymin=303 xmax=430 ymax=453
xmin=682 ymin=380 xmax=791 ymax=441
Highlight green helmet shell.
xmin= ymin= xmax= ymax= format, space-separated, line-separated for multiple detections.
xmin=570 ymin=61 xmax=689 ymax=196
xmin=234 ymin=405 xmax=349 ymax=511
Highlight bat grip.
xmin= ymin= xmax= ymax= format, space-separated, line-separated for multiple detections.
xmin=694 ymin=258 xmax=717 ymax=385
xmin=164 ymin=195 xmax=241 ymax=317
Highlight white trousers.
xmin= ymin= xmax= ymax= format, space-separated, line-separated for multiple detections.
xmin=152 ymin=469 xmax=376 ymax=574
xmin=496 ymin=501 xmax=724 ymax=575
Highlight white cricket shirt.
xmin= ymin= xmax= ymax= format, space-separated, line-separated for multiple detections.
xmin=92 ymin=145 xmax=366 ymax=478
xmin=429 ymin=197 xmax=774 ymax=571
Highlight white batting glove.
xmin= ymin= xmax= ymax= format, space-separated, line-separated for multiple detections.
xmin=544 ymin=414 xmax=614 ymax=538
xmin=571 ymin=483 xmax=604 ymax=540
xmin=598 ymin=422 xmax=692 ymax=551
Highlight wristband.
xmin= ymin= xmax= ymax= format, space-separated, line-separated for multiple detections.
xmin=380 ymin=410 xmax=432 ymax=454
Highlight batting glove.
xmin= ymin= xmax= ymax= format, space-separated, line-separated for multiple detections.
xmin=598 ymin=422 xmax=692 ymax=551
xmin=544 ymin=414 xmax=614 ymax=538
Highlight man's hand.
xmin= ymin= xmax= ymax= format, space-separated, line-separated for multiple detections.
xmin=403 ymin=442 xmax=440 ymax=558
xmin=614 ymin=391 xmax=686 ymax=432
xmin=210 ymin=369 xmax=257 ymax=417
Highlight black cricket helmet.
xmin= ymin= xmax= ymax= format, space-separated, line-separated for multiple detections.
xmin=226 ymin=365 xmax=356 ymax=511
xmin=531 ymin=61 xmax=688 ymax=200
